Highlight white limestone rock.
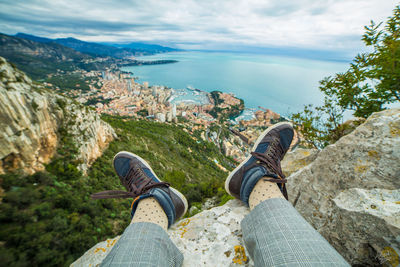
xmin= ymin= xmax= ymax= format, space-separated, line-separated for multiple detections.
xmin=62 ymin=101 xmax=117 ymax=174
xmin=169 ymin=199 xmax=252 ymax=266
xmin=71 ymin=200 xmax=253 ymax=267
xmin=0 ymin=56 xmax=116 ymax=175
xmin=71 ymin=237 xmax=121 ymax=267
xmin=333 ymin=188 xmax=400 ymax=230
xmin=287 ymin=108 xmax=400 ymax=266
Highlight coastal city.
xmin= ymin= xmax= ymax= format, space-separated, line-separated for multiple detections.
xmin=1 ymin=2 xmax=397 ymax=266
xmin=47 ymin=69 xmax=297 ymax=162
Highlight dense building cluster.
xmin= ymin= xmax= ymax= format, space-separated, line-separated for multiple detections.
xmin=67 ymin=70 xmax=292 ymax=163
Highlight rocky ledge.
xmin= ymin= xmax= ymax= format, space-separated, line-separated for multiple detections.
xmin=288 ymin=108 xmax=400 ymax=266
xmin=72 ymin=199 xmax=253 ymax=267
xmin=73 ymin=108 xmax=400 ymax=267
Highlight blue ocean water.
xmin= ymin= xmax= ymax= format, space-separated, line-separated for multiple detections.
xmin=121 ymin=51 xmax=350 ymax=116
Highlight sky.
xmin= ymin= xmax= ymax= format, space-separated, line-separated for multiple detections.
xmin=0 ymin=0 xmax=398 ymax=55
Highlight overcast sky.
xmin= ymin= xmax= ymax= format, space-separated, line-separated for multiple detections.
xmin=0 ymin=0 xmax=398 ymax=53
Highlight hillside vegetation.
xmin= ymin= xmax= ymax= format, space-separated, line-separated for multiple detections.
xmin=0 ymin=115 xmax=234 ymax=266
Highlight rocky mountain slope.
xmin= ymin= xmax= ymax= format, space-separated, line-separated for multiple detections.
xmin=73 ymin=108 xmax=400 ymax=266
xmin=0 ymin=33 xmax=126 ymax=79
xmin=0 ymin=56 xmax=116 ymax=175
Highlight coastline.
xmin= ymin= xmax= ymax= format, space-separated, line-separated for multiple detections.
xmin=120 ymin=68 xmax=260 ymax=122
xmin=120 ymin=51 xmax=350 ymax=116
xmin=119 ymin=59 xmax=178 ymax=67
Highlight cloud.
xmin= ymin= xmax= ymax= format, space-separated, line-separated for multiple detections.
xmin=0 ymin=0 xmax=397 ymax=52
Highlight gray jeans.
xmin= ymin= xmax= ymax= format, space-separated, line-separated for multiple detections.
xmin=101 ymin=198 xmax=349 ymax=267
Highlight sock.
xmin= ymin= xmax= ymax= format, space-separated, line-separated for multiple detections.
xmin=131 ymin=197 xmax=168 ymax=230
xmin=249 ymin=177 xmax=285 ymax=210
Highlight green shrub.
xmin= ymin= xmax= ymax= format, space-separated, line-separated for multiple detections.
xmin=291 ymin=5 xmax=400 ymax=148
xmin=0 ymin=114 xmax=236 ymax=266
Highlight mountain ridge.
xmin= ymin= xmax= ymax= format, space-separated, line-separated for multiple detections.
xmin=15 ymin=33 xmax=180 ymax=58
xmin=0 ymin=33 xmax=114 ymax=79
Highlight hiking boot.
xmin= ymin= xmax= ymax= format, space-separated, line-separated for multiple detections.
xmin=225 ymin=122 xmax=294 ymax=205
xmin=91 ymin=151 xmax=188 ymax=228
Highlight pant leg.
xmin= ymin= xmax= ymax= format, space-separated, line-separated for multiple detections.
xmin=241 ymin=198 xmax=349 ymax=267
xmin=101 ymin=222 xmax=183 ymax=267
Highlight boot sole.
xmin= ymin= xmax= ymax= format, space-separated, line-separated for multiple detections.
xmin=114 ymin=151 xmax=189 ymax=218
xmin=224 ymin=121 xmax=293 ymax=196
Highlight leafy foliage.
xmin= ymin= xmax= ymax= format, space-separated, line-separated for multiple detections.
xmin=100 ymin=115 xmax=235 ymax=206
xmin=0 ymin=115 xmax=234 ymax=266
xmin=46 ymin=74 xmax=100 ymax=93
xmin=0 ymin=126 xmax=129 ymax=266
xmin=320 ymin=7 xmax=400 ymax=117
xmin=85 ymin=96 xmax=112 ymax=106
xmin=292 ymin=5 xmax=400 ymax=148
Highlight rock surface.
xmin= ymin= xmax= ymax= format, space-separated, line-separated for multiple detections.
xmin=0 ymin=56 xmax=116 ymax=175
xmin=287 ymin=108 xmax=400 ymax=266
xmin=281 ymin=148 xmax=319 ymax=176
xmin=71 ymin=199 xmax=253 ymax=267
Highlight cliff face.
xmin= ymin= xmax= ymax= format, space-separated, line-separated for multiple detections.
xmin=0 ymin=56 xmax=116 ymax=175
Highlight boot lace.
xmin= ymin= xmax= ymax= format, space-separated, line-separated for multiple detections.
xmin=242 ymin=137 xmax=289 ymax=199
xmin=91 ymin=166 xmax=170 ymax=199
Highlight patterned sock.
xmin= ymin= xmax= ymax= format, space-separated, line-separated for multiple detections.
xmin=131 ymin=197 xmax=168 ymax=230
xmin=249 ymin=177 xmax=285 ymax=210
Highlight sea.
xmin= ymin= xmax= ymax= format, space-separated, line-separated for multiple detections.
xmin=121 ymin=51 xmax=350 ymax=117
